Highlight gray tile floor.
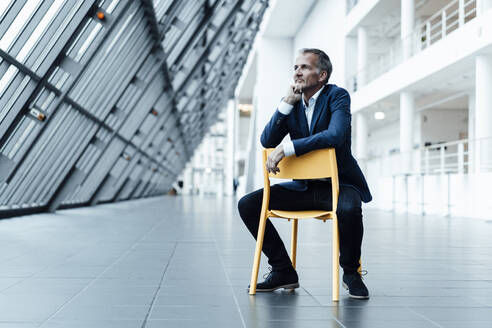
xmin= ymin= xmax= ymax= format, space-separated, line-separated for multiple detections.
xmin=1 ymin=195 xmax=491 ymax=328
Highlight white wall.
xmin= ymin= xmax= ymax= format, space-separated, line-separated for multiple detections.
xmin=367 ymin=120 xmax=400 ymax=158
xmin=252 ymin=37 xmax=294 ymax=190
xmin=238 ymin=115 xmax=250 ymax=151
xmin=345 ymin=0 xmax=381 ymax=36
xmin=345 ymin=35 xmax=358 ymax=88
xmin=421 ymin=109 xmax=468 ymax=144
xmin=293 ymin=0 xmax=347 ymax=86
xmin=367 ymin=108 xmax=468 ymax=159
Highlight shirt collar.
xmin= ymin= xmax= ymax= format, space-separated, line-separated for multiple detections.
xmin=302 ymin=85 xmax=325 ymax=109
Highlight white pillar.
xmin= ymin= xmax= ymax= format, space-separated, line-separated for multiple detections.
xmin=401 ymin=0 xmax=415 ymax=60
xmin=357 ymin=27 xmax=368 ymax=87
xmin=414 ymin=112 xmax=422 ymax=173
xmin=224 ymin=99 xmax=236 ymax=196
xmin=233 ymin=95 xmax=240 ymax=186
xmin=252 ymin=37 xmax=293 ymax=190
xmin=477 ymin=0 xmax=492 ymax=15
xmin=468 ymin=92 xmax=476 ymax=173
xmin=459 ymin=0 xmax=465 ymax=27
xmin=356 ymin=112 xmax=368 ymax=160
xmin=244 ymin=90 xmax=258 ymax=194
xmin=400 ymin=91 xmax=415 ymax=173
xmin=475 ymin=55 xmax=492 ymax=173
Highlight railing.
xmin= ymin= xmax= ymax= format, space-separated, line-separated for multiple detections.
xmin=418 ymin=0 xmax=476 ymax=51
xmin=362 ymin=136 xmax=492 ymax=177
xmin=421 ymin=139 xmax=468 ymax=174
xmin=347 ymin=0 xmax=477 ymax=93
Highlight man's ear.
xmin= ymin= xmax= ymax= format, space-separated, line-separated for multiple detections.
xmin=318 ymin=71 xmax=328 ymax=83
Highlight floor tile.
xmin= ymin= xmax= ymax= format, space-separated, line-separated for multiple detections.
xmin=0 ymin=196 xmax=490 ymax=328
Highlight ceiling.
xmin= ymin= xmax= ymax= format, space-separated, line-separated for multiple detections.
xmin=262 ymin=0 xmax=317 ymax=37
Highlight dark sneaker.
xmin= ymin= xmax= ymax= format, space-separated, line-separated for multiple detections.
xmin=342 ymin=272 xmax=369 ymax=299
xmin=248 ymin=267 xmax=299 ymax=292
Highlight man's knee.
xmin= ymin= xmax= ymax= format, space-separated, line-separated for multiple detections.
xmin=238 ymin=190 xmax=261 ymax=219
xmin=336 ymin=202 xmax=362 ymax=221
xmin=237 ymin=195 xmax=249 ymax=217
xmin=336 ymin=188 xmax=362 ymax=221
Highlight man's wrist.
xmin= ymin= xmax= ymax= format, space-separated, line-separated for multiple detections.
xmin=277 ymin=144 xmax=285 ymax=157
xmin=282 ymin=141 xmax=295 ymax=157
xmin=278 ymin=101 xmax=294 ymax=115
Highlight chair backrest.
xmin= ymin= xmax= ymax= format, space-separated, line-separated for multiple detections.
xmin=262 ymin=148 xmax=338 ymax=180
xmin=261 ymin=148 xmax=340 ymax=213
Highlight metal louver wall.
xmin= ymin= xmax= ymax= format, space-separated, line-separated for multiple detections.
xmin=0 ymin=0 xmax=268 ymax=217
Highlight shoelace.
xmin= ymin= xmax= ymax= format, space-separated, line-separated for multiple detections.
xmin=263 ymin=267 xmax=273 ymax=280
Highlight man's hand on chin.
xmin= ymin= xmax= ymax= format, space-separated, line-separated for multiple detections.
xmin=284 ymin=83 xmax=303 ymax=105
xmin=266 ymin=145 xmax=285 ymax=174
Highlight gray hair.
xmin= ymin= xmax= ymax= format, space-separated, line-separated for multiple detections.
xmin=298 ymin=48 xmax=332 ymax=83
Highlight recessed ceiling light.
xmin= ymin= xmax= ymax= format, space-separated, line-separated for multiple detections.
xmin=374 ymin=111 xmax=385 ymax=120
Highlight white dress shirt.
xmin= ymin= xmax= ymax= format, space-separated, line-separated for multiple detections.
xmin=278 ymin=85 xmax=325 ymax=157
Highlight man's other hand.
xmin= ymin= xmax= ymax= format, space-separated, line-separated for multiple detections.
xmin=284 ymin=84 xmax=302 ymax=105
xmin=266 ymin=145 xmax=285 ymax=174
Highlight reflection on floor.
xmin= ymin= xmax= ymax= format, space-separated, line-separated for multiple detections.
xmin=0 ymin=195 xmax=491 ymax=328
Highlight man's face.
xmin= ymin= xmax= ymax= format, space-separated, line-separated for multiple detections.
xmin=293 ymin=53 xmax=324 ymax=92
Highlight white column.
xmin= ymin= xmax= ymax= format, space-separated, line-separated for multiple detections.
xmin=477 ymin=0 xmax=492 ymax=15
xmin=224 ymin=99 xmax=236 ymax=196
xmin=401 ymin=0 xmax=415 ymax=60
xmin=475 ymin=55 xmax=492 ymax=173
xmin=244 ymin=90 xmax=258 ymax=194
xmin=356 ymin=112 xmax=368 ymax=160
xmin=459 ymin=0 xmax=465 ymax=27
xmin=357 ymin=27 xmax=368 ymax=87
xmin=414 ymin=112 xmax=422 ymax=173
xmin=251 ymin=37 xmax=293 ymax=190
xmin=468 ymin=92 xmax=476 ymax=173
xmin=233 ymin=95 xmax=240 ymax=186
xmin=400 ymin=91 xmax=415 ymax=173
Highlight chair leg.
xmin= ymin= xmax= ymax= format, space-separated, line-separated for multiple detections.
xmin=290 ymin=219 xmax=298 ymax=269
xmin=249 ymin=212 xmax=268 ymax=295
xmin=332 ymin=214 xmax=340 ymax=301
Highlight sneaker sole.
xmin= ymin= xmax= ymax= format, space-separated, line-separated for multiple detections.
xmin=248 ymin=282 xmax=300 ymax=292
xmin=342 ymin=282 xmax=370 ymax=299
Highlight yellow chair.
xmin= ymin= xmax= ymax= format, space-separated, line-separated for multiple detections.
xmin=249 ymin=148 xmax=341 ymax=301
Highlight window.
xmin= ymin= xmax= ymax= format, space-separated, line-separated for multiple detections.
xmin=15 ymin=0 xmax=66 ymax=64
xmin=0 ymin=0 xmax=42 ymax=52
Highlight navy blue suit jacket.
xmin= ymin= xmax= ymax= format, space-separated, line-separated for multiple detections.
xmin=260 ymin=84 xmax=372 ymax=203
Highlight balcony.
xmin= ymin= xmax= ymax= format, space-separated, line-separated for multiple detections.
xmin=362 ymin=136 xmax=492 ymax=179
xmin=347 ymin=0 xmax=477 ymax=93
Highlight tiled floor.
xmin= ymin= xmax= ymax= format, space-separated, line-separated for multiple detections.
xmin=0 ymin=195 xmax=491 ymax=327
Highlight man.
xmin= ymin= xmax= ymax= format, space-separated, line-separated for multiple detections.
xmin=238 ymin=48 xmax=372 ymax=299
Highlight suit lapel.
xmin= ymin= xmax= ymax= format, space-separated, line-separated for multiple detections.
xmin=309 ymin=87 xmax=328 ymax=134
xmin=309 ymin=87 xmax=329 ymax=135
xmin=295 ymin=102 xmax=310 ymax=137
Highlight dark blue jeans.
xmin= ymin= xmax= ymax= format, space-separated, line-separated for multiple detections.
xmin=238 ymin=180 xmax=363 ymax=274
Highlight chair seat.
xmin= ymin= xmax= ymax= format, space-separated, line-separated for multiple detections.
xmin=269 ymin=209 xmax=334 ymax=220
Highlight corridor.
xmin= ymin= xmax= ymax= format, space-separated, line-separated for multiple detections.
xmin=1 ymin=196 xmax=491 ymax=327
